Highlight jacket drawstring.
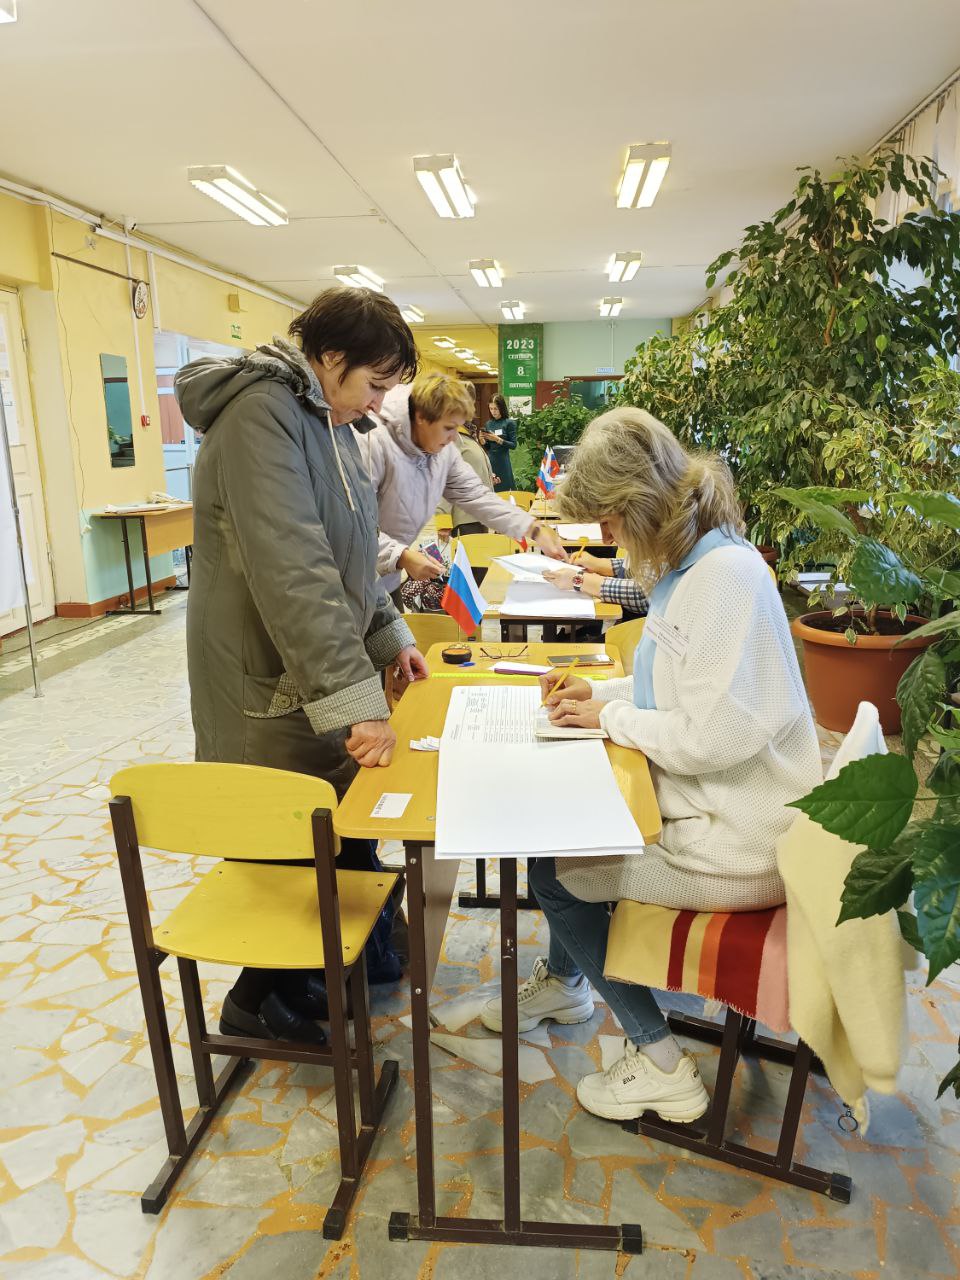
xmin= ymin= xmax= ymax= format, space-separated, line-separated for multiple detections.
xmin=326 ymin=413 xmax=356 ymax=512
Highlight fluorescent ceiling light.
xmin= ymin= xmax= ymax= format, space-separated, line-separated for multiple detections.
xmin=453 ymin=348 xmax=474 ymax=359
xmin=188 ymin=165 xmax=287 ymax=227
xmin=500 ymin=301 xmax=525 ymax=321
xmin=414 ymin=154 xmax=476 ymax=219
xmin=616 ymin=143 xmax=671 ymax=209
xmin=607 ymin=251 xmax=643 ymax=283
xmin=600 ymin=297 xmax=624 ymax=318
xmin=469 ymin=259 xmax=503 ymax=288
xmin=333 ymin=265 xmax=384 ymax=293
xmin=401 ymin=306 xmax=425 ymax=324
xmin=0 ymin=1 xmax=17 ymax=22
xmin=433 ymin=336 xmax=456 ymax=349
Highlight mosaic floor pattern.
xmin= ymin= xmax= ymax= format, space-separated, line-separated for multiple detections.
xmin=0 ymin=592 xmax=958 ymax=1279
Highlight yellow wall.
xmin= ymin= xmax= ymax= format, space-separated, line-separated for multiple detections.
xmin=0 ymin=193 xmax=49 ymax=288
xmin=154 ymin=254 xmax=296 ymax=350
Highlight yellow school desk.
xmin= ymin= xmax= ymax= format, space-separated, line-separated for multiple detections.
xmin=335 ymin=675 xmax=661 ymax=1255
xmin=94 ymin=504 xmax=193 ymax=615
xmin=482 ymin=561 xmax=621 ymax=641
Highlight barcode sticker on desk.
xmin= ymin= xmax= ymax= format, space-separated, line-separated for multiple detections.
xmin=371 ymin=793 xmax=413 ymax=819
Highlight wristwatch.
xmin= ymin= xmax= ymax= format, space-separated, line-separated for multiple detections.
xmin=572 ymin=569 xmax=585 ymax=593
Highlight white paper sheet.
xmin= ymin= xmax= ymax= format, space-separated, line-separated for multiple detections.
xmin=492 ymin=552 xmax=554 ymax=579
xmin=370 ymin=793 xmax=412 ymax=818
xmin=557 ymin=523 xmax=603 ymax=540
xmin=502 ymin=579 xmax=596 ymax=619
xmin=435 ymin=688 xmax=643 ymax=861
xmin=491 ymin=661 xmax=552 ymax=675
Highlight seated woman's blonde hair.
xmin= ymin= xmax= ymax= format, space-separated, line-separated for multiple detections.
xmin=408 ymin=371 xmax=474 ymax=423
xmin=556 ymin=407 xmax=744 ymax=577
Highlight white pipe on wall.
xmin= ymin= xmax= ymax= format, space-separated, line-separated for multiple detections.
xmin=0 ymin=176 xmax=301 ymax=312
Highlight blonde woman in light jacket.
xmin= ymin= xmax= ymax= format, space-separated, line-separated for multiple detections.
xmin=359 ymin=373 xmax=567 ymax=603
xmin=482 ymin=407 xmax=822 ymax=1127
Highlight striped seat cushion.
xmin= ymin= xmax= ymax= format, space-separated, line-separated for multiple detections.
xmin=604 ymin=901 xmax=790 ymax=1033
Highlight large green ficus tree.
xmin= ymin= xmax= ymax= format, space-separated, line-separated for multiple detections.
xmin=618 ymin=151 xmax=960 ymax=544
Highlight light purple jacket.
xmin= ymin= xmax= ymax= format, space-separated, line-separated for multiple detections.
xmin=359 ymin=384 xmax=534 ymax=591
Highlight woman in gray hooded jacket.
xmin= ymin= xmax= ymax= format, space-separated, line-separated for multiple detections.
xmin=175 ymin=287 xmax=425 ymax=1041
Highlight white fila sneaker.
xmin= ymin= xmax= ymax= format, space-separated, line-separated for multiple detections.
xmin=576 ymin=1038 xmax=710 ymax=1123
xmin=480 ymin=956 xmax=595 ymax=1033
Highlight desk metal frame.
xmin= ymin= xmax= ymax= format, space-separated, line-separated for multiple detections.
xmin=98 ymin=511 xmax=192 ymax=617
xmin=391 ymin=844 xmax=642 ymax=1254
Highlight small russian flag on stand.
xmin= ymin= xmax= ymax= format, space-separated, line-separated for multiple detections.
xmin=536 ymin=446 xmax=560 ymax=497
xmin=441 ymin=542 xmax=488 ymax=632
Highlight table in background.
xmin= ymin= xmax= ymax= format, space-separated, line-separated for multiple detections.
xmin=94 ymin=504 xmax=193 ymax=615
xmin=335 ymin=675 xmax=660 ymax=1255
xmin=482 ymin=561 xmax=620 ymax=641
xmin=422 ymin=639 xmax=626 ymax=908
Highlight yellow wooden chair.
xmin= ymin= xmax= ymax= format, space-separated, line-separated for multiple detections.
xmin=453 ymin=532 xmax=516 ymax=570
xmin=385 ymin=613 xmax=477 ymax=705
xmin=108 ymin=762 xmax=398 ymax=1237
xmin=499 ymin=490 xmax=535 ymax=511
xmin=434 ymin=511 xmax=453 ymax=534
xmin=604 ymin=616 xmax=646 ymax=673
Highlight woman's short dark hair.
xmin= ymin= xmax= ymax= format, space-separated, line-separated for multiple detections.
xmin=491 ymin=393 xmax=509 ymax=420
xmin=289 ymin=287 xmax=419 ymax=383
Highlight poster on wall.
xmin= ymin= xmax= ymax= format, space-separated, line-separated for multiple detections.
xmin=498 ymin=323 xmax=542 ymax=416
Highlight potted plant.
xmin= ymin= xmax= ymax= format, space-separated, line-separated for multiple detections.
xmin=789 ymin=605 xmax=960 ymax=1099
xmin=775 ymin=472 xmax=960 ymax=732
xmin=512 ymin=391 xmax=593 ymax=492
xmin=617 ymin=151 xmax=960 ymax=551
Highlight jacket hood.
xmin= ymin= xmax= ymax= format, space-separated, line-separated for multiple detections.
xmin=372 ymin=383 xmax=424 ymax=461
xmin=174 ymin=336 xmax=333 ymax=434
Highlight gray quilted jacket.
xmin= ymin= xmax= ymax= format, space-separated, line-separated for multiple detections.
xmin=175 ymin=338 xmax=413 ymax=790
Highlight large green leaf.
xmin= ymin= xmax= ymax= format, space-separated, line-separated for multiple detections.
xmin=795 ymin=485 xmax=871 ymax=507
xmin=926 ymin=570 xmax=960 ymax=602
xmin=897 ymin=649 xmax=946 ymax=758
xmin=837 ymin=841 xmax=916 ymax=923
xmin=927 ymin=751 xmax=960 ymax=822
xmin=897 ymin=909 xmax=924 ymax=950
xmin=937 ymin=1058 xmax=960 ymax=1100
xmin=929 ymin=723 xmax=960 ymax=751
xmin=891 ymin=491 xmax=960 ymax=529
xmin=788 ymin=753 xmax=917 ymax=846
xmin=847 ymin=538 xmax=923 ymax=605
xmin=772 ymin=487 xmax=858 ymax=537
xmin=912 ymin=826 xmax=960 ymax=983
xmin=895 ymin=610 xmax=960 ymax=644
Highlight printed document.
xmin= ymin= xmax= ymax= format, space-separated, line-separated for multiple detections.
xmin=436 ymin=687 xmax=643 ymax=860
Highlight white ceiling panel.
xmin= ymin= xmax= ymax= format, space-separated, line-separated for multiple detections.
xmin=1 ymin=0 xmax=959 ymax=324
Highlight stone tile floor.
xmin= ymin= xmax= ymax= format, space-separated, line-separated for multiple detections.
xmin=0 ymin=591 xmax=958 ymax=1278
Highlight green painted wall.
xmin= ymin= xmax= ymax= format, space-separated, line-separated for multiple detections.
xmin=542 ymin=319 xmax=670 ymax=381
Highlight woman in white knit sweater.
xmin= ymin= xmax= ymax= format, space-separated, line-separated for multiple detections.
xmin=482 ymin=407 xmax=821 ymax=1125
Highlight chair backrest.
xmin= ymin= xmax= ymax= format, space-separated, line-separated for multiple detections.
xmin=500 ymin=490 xmax=535 ymax=511
xmin=434 ymin=511 xmax=453 ymax=533
xmin=109 ymin=763 xmax=338 ymax=861
xmin=453 ymin=532 xmax=515 ymax=569
xmin=401 ymin=611 xmax=477 ymax=650
xmin=767 ymin=564 xmax=778 ymax=588
xmin=604 ymin=617 xmax=646 ymax=674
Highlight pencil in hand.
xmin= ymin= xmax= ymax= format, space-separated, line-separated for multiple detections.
xmin=542 ymin=657 xmax=580 ymax=706
xmin=571 ymin=537 xmax=589 ymax=565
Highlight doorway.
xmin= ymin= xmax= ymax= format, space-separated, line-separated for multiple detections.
xmin=0 ymin=289 xmax=55 ymax=637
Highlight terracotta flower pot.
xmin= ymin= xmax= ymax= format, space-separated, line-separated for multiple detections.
xmin=792 ymin=610 xmax=936 ymax=733
xmin=757 ymin=544 xmax=779 ymax=568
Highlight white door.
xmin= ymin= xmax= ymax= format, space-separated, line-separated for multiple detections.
xmin=0 ymin=289 xmax=55 ymax=635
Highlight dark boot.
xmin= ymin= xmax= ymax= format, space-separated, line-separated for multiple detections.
xmin=219 ymin=990 xmax=327 ymax=1045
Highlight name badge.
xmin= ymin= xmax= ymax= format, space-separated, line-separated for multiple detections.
xmin=646 ymin=612 xmax=689 ymax=660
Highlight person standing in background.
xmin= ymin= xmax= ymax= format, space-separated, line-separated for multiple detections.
xmin=444 ymin=382 xmax=497 ymax=536
xmin=482 ymin=392 xmax=518 ymax=491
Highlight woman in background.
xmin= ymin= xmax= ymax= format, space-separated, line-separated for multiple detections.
xmin=482 ymin=392 xmax=518 ymax=492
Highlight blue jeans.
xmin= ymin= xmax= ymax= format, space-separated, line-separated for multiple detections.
xmin=528 ymin=857 xmax=668 ymax=1047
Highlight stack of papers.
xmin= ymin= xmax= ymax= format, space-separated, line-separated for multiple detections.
xmin=502 ymin=579 xmax=596 ymax=619
xmin=435 ymin=686 xmax=642 ymax=861
xmin=557 ymin=523 xmax=603 ymax=541
xmin=491 ymin=660 xmax=552 ymax=675
xmin=410 ymin=736 xmax=440 ymax=752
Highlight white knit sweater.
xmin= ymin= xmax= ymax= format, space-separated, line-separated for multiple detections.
xmin=558 ymin=545 xmax=822 ymax=908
